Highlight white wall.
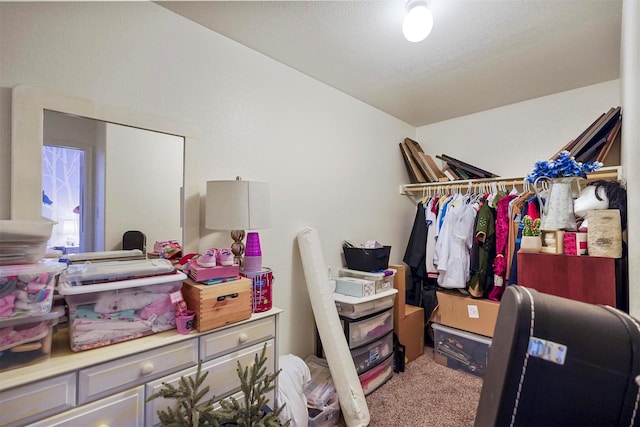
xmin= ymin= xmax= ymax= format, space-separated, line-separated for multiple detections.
xmin=0 ymin=2 xmax=416 ymax=356
xmin=416 ymin=80 xmax=620 ymax=177
xmin=621 ymin=0 xmax=640 ymax=317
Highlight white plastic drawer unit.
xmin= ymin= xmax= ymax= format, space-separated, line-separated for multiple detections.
xmin=146 ymin=340 xmax=275 ymax=426
xmin=199 ymin=316 xmax=276 ymax=360
xmin=0 ymin=372 xmax=76 ymax=427
xmin=334 ymin=288 xmax=397 ymax=320
xmin=341 ymin=307 xmax=394 ymax=349
xmin=28 ymin=386 xmax=145 ymax=427
xmin=77 ymin=339 xmax=198 ymax=404
xmin=351 ymin=331 xmax=394 ymax=375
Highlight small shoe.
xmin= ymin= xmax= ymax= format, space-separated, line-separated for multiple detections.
xmin=217 ymin=248 xmax=234 ymax=266
xmin=196 ymin=249 xmax=218 ymax=268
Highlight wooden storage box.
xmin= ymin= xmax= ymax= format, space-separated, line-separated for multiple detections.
xmin=182 ymin=277 xmax=252 ymax=332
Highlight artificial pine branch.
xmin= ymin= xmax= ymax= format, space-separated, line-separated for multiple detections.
xmin=217 ymin=345 xmax=289 ymax=427
xmin=147 ymin=360 xmax=222 ymax=427
xmin=148 ymin=344 xmax=288 ymax=427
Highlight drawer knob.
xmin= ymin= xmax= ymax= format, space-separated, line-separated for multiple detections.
xmin=238 ymin=333 xmax=249 ymax=343
xmin=141 ymin=362 xmax=155 ymax=375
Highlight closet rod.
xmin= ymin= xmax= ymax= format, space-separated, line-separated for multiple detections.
xmin=399 ymin=166 xmax=622 ymax=195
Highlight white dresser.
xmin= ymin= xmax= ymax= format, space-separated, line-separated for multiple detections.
xmin=0 ymin=308 xmax=282 ymax=427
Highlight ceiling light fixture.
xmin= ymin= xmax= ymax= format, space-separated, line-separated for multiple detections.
xmin=402 ymin=0 xmax=434 ymax=43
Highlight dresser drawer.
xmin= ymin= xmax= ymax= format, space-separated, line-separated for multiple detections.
xmin=78 ymin=339 xmax=198 ymax=404
xmin=29 ymin=386 xmax=145 ymax=427
xmin=200 ymin=316 xmax=275 ymax=360
xmin=146 ymin=340 xmax=274 ymax=426
xmin=0 ymin=372 xmax=76 ymax=427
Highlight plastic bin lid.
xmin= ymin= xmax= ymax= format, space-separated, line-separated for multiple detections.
xmin=0 ymin=261 xmax=66 ymax=276
xmin=339 ymin=268 xmax=397 ymax=277
xmin=332 ymin=287 xmax=397 ymax=304
xmin=0 ymin=219 xmax=55 ymax=241
xmin=60 ymin=258 xmax=175 ymax=285
xmin=431 ymin=322 xmax=492 ymax=345
xmin=0 ymin=306 xmax=64 ymax=328
xmin=57 ymin=270 xmax=187 ymax=295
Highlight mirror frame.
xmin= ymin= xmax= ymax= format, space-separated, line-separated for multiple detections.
xmin=11 ymin=85 xmax=200 ymax=254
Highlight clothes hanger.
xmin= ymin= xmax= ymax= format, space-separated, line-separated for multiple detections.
xmin=510 ymin=180 xmax=519 ymax=195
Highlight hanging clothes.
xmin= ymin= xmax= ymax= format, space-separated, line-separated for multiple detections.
xmin=488 ymin=193 xmax=518 ymax=301
xmin=468 ymin=197 xmax=495 ymax=298
xmin=425 ymin=197 xmax=439 ymax=279
xmin=435 ymin=196 xmax=477 ymax=289
xmin=508 ymin=195 xmax=540 ymax=286
xmin=403 ymin=203 xmax=428 ymax=306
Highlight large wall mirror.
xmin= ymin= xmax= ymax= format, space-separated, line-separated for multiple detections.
xmin=11 ymin=85 xmax=200 ymax=255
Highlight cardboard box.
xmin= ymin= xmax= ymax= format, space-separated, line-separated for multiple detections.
xmin=564 ymin=231 xmax=588 ymax=256
xmin=395 ymin=304 xmax=425 ymax=363
xmin=181 ymin=277 xmax=252 ymax=332
xmin=430 ymin=290 xmax=499 ymax=337
xmin=389 ymin=263 xmax=425 ymax=363
xmin=388 ymin=263 xmax=407 ymax=322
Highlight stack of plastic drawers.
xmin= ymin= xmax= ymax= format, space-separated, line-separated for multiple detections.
xmin=0 ymin=220 xmax=66 ymax=372
xmin=327 ymin=268 xmax=398 ymax=396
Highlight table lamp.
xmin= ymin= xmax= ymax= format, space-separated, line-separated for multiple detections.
xmin=205 ymin=177 xmax=271 ymax=267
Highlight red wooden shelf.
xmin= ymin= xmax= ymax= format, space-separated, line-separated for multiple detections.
xmin=517 ymin=252 xmax=616 ymax=306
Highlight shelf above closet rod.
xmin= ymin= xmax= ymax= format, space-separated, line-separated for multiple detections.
xmin=399 ymin=166 xmax=622 ymax=196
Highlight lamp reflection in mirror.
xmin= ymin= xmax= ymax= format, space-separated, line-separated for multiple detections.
xmin=403 ymin=0 xmax=434 ymax=43
xmin=205 ymin=178 xmax=271 ymax=268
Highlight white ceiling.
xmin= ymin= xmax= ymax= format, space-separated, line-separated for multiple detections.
xmin=158 ymin=0 xmax=622 ymax=127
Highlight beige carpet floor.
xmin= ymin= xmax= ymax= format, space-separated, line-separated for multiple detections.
xmin=338 ymin=347 xmax=484 ymax=426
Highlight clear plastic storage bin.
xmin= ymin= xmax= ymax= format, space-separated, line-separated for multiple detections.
xmin=431 ymin=322 xmax=492 ymax=377
xmin=341 ymin=307 xmax=393 ymax=349
xmin=334 ymin=288 xmax=397 ymax=319
xmin=58 ymin=271 xmax=186 ymax=351
xmin=0 ymin=220 xmax=54 ymax=265
xmin=0 ymin=262 xmax=66 ymax=320
xmin=0 ymin=307 xmax=63 ymax=372
xmin=304 ymin=355 xmax=335 ymax=409
xmin=308 ymin=394 xmax=341 ymax=427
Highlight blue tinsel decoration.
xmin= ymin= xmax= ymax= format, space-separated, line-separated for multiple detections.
xmin=525 ymin=150 xmax=602 ymax=183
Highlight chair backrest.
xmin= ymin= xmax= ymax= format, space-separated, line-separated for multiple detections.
xmin=122 ymin=230 xmax=146 ymax=252
xmin=475 ymin=285 xmax=640 ymax=427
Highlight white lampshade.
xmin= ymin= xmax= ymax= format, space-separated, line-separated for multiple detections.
xmin=403 ymin=1 xmax=434 ymax=43
xmin=205 ymin=180 xmax=271 ymax=231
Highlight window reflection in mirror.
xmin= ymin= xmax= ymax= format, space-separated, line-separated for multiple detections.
xmin=42 ymin=110 xmax=184 ymax=253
